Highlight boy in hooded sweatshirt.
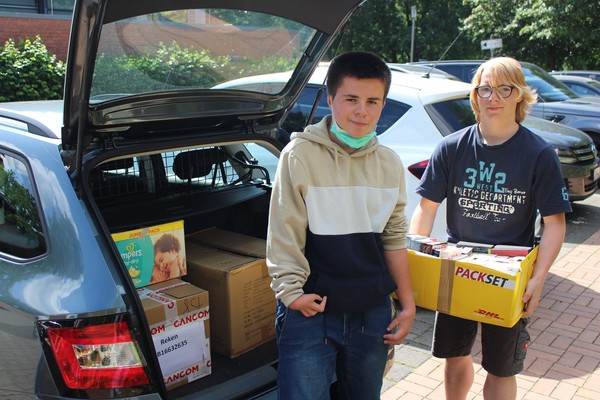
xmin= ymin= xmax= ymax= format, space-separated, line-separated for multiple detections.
xmin=266 ymin=51 xmax=416 ymax=400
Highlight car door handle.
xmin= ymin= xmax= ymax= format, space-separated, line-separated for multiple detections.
xmin=545 ymin=114 xmax=565 ymax=123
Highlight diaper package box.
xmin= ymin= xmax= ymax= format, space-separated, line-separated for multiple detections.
xmin=409 ymin=247 xmax=538 ymax=327
xmin=138 ymin=279 xmax=211 ymax=389
xmin=184 ymin=242 xmax=275 ymax=358
xmin=112 ymin=220 xmax=187 ymax=288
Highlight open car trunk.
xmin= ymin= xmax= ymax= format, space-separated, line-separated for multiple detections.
xmin=84 ymin=137 xmax=281 ymax=399
xmin=61 ymin=1 xmax=365 ymax=397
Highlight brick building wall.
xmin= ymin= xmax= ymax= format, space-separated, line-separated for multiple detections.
xmin=0 ymin=14 xmax=71 ymax=61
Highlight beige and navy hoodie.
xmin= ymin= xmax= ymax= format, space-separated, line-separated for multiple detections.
xmin=266 ymin=115 xmax=408 ymax=314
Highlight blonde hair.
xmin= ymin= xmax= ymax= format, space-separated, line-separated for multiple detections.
xmin=470 ymin=57 xmax=537 ymax=123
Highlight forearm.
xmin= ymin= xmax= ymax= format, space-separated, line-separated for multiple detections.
xmin=409 ymin=197 xmax=440 ymax=236
xmin=522 ymin=213 xmax=566 ymax=316
xmin=533 ymin=213 xmax=566 ymax=281
xmin=384 ymin=248 xmax=415 ymax=314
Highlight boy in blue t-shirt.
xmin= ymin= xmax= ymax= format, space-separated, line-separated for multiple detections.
xmin=410 ymin=57 xmax=571 ymax=400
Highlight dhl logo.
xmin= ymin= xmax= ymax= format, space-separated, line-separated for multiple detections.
xmin=474 ymin=308 xmax=503 ymax=321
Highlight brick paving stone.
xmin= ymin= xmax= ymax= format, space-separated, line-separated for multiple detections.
xmin=551 ymin=381 xmax=578 ymax=399
xmin=380 ymin=386 xmax=406 ymax=400
xmin=427 ymin=384 xmax=445 ymax=399
xmin=578 ymin=329 xmax=599 ymax=344
xmin=531 ymin=331 xmax=556 ymax=346
xmin=527 ymin=346 xmax=562 ymax=360
xmin=530 ymin=377 xmax=559 ymax=396
xmin=552 ymin=335 xmax=575 ymax=349
xmin=403 ymin=373 xmax=441 ymax=390
xmin=575 ymin=355 xmax=600 ymax=372
xmin=529 ymin=358 xmax=555 ymax=376
xmin=549 ymin=363 xmax=590 ymax=379
xmin=394 ymin=378 xmax=435 ymax=397
xmin=575 ymin=387 xmax=600 ymax=399
xmin=556 ymin=351 xmax=583 ymax=368
xmin=523 ymin=391 xmax=555 ymax=400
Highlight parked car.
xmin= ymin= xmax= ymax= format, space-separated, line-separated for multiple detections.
xmin=0 ymin=1 xmax=364 ymax=399
xmin=551 ymin=75 xmax=600 ymax=97
xmin=550 ymin=70 xmax=600 ymax=82
xmin=387 ymin=63 xmax=461 ymax=81
xmin=218 ymin=66 xmax=599 ymax=212
xmin=410 ymin=60 xmax=600 ymax=149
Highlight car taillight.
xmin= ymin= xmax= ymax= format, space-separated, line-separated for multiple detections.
xmin=408 ymin=160 xmax=429 ymax=179
xmin=46 ymin=321 xmax=149 ymax=389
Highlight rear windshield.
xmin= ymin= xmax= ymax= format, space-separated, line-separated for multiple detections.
xmin=282 ymin=85 xmax=411 ymax=134
xmin=425 ymin=97 xmax=476 ymax=136
xmin=90 ymin=9 xmax=316 ymax=103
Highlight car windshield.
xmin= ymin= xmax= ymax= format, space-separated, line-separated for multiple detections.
xmin=90 ymin=8 xmax=316 ymax=103
xmin=522 ymin=64 xmax=580 ymax=102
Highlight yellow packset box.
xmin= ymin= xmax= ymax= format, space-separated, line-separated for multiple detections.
xmin=408 ymin=247 xmax=538 ymax=327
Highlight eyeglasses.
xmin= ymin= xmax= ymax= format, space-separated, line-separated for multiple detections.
xmin=475 ymin=85 xmax=516 ymax=99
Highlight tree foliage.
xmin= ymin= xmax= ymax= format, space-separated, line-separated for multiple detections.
xmin=2 ymin=1 xmax=599 ymax=102
xmin=329 ymin=0 xmax=407 ymax=62
xmin=332 ymin=0 xmax=599 ymax=70
xmin=462 ymin=0 xmax=600 ymax=70
xmin=0 ymin=36 xmax=66 ymax=102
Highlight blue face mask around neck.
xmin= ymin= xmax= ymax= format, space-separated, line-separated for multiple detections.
xmin=330 ymin=120 xmax=377 ymax=149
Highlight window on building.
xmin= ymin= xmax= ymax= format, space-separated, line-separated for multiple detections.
xmin=0 ymin=0 xmax=75 ymax=15
xmin=0 ymin=0 xmax=37 ymax=14
xmin=47 ymin=0 xmax=75 ymax=15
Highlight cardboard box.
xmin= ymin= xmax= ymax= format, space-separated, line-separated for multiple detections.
xmin=188 ymin=227 xmax=266 ymax=258
xmin=184 ymin=242 xmax=275 ymax=358
xmin=138 ymin=279 xmax=211 ymax=389
xmin=112 ymin=220 xmax=187 ymax=288
xmin=409 ymin=247 xmax=538 ymax=327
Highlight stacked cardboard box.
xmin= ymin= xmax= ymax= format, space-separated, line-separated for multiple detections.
xmin=184 ymin=231 xmax=275 ymax=358
xmin=138 ymin=279 xmax=211 ymax=389
xmin=188 ymin=227 xmax=266 ymax=258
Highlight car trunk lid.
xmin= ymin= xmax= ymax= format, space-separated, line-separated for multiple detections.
xmin=61 ymin=0 xmax=363 ymax=184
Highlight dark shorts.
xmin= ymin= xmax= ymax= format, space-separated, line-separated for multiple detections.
xmin=432 ymin=312 xmax=530 ymax=377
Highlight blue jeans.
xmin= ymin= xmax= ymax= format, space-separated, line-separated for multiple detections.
xmin=275 ymin=298 xmax=392 ymax=400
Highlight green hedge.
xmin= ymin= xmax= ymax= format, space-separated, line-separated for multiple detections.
xmin=0 ymin=36 xmax=297 ymax=102
xmin=0 ymin=36 xmax=66 ymax=102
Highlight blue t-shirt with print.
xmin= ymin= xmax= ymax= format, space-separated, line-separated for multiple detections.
xmin=416 ymin=124 xmax=572 ymax=246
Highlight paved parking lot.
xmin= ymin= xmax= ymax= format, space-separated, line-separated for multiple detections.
xmin=382 ymin=193 xmax=600 ymax=399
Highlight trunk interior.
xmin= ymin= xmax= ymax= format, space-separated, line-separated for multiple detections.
xmin=87 ymin=140 xmax=280 ymax=399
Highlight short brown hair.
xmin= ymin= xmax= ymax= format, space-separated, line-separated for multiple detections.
xmin=326 ymin=51 xmax=391 ymax=99
xmin=470 ymin=57 xmax=537 ymax=123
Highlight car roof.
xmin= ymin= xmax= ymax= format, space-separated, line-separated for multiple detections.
xmin=550 ymin=70 xmax=600 ymax=76
xmin=387 ymin=63 xmax=462 ymax=81
xmin=0 ymin=100 xmax=63 ymax=139
xmin=551 ymin=75 xmax=597 ymax=83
